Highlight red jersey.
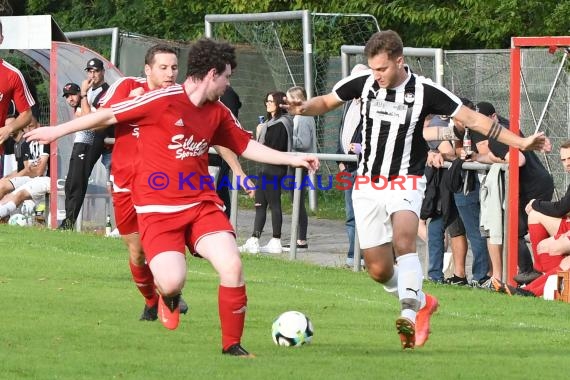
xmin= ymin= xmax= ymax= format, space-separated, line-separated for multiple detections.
xmin=99 ymin=76 xmax=149 ymax=190
xmin=111 ymin=84 xmax=250 ymax=211
xmin=0 ymin=59 xmax=36 ymax=154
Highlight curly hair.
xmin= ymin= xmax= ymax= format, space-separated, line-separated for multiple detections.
xmin=186 ymin=38 xmax=237 ymax=80
xmin=145 ymin=44 xmax=178 ymax=65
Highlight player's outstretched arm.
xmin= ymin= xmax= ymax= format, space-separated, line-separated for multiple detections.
xmin=213 ymin=145 xmax=254 ymax=196
xmin=241 ymin=140 xmax=319 ymax=174
xmin=282 ymin=93 xmax=343 ymax=116
xmin=24 ymin=108 xmax=118 ymax=144
xmin=454 ymin=106 xmax=549 ymax=152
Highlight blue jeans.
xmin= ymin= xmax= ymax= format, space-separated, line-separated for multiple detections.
xmin=427 ymin=215 xmax=445 ymax=282
xmin=454 ymin=180 xmax=489 ymax=281
xmin=344 ymin=171 xmax=356 ymax=259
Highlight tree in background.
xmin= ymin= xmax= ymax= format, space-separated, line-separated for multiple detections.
xmin=23 ymin=0 xmax=570 ymax=49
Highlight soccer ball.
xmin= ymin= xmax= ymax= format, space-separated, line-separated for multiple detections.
xmin=8 ymin=213 xmax=28 ymax=227
xmin=271 ymin=311 xmax=314 ymax=347
xmin=21 ymin=200 xmax=36 ymax=216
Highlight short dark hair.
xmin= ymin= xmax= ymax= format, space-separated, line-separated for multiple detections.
xmin=145 ymin=44 xmax=178 ymax=65
xmin=186 ymin=38 xmax=236 ymax=80
xmin=364 ymin=30 xmax=403 ymax=60
xmin=460 ymin=97 xmax=475 ymax=110
xmin=560 ymin=140 xmax=570 ymax=149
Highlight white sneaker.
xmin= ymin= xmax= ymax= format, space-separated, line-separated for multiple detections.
xmin=260 ymin=238 xmax=282 ymax=254
xmin=239 ymin=237 xmax=260 ymax=253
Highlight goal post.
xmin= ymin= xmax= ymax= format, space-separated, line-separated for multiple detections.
xmin=508 ymin=36 xmax=570 ymax=286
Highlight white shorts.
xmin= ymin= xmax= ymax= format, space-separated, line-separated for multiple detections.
xmin=13 ymin=176 xmax=50 ymax=204
xmin=9 ymin=176 xmax=32 ymax=190
xmin=352 ymin=175 xmax=426 ymax=249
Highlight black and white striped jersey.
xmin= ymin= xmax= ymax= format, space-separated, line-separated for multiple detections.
xmin=333 ymin=67 xmax=462 ymax=179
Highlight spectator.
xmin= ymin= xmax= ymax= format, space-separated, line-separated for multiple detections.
xmin=0 ymin=120 xmax=49 ymax=218
xmin=284 ymin=85 xmax=317 ymax=252
xmin=475 ymin=101 xmax=553 ymax=285
xmin=421 ymin=115 xmax=469 ymax=284
xmin=0 ymin=19 xmax=36 ymax=155
xmin=448 ymin=98 xmax=491 ymax=287
xmin=336 ymin=64 xmax=367 ymax=266
xmin=492 ymin=139 xmax=570 ymax=297
xmin=58 ymin=59 xmax=110 ymax=230
xmin=239 ymin=91 xmax=293 ymax=255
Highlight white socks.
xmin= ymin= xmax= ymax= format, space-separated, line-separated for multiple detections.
xmin=0 ymin=201 xmax=17 ymax=218
xmin=395 ymin=253 xmax=426 ymax=322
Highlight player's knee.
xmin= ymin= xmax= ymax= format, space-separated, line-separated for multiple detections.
xmin=156 ymin=276 xmax=184 ymax=296
xmin=391 ymin=239 xmax=415 ymax=256
xmin=366 ymin=260 xmax=392 ymax=283
xmin=218 ymin=256 xmax=243 ymax=284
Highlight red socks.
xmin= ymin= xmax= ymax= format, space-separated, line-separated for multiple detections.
xmin=528 ymin=223 xmax=550 ymax=265
xmin=525 ymin=267 xmax=561 ymax=297
xmin=218 ymin=285 xmax=247 ymax=350
xmin=129 ymin=261 xmax=158 ymax=306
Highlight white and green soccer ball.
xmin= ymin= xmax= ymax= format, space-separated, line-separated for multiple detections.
xmin=271 ymin=311 xmax=314 ymax=347
xmin=8 ymin=213 xmax=28 ymax=227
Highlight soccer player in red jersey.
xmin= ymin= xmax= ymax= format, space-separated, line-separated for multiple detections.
xmin=98 ymin=44 xmax=190 ymax=321
xmin=0 ymin=20 xmax=36 ymax=152
xmin=26 ymin=38 xmax=319 ymax=357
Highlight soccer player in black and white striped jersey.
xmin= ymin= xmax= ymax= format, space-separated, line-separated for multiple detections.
xmin=284 ymin=30 xmax=549 ymax=350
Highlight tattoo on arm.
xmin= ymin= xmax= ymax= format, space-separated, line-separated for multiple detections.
xmin=487 ymin=120 xmax=502 ymax=139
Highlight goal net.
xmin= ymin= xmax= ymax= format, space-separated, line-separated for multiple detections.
xmin=205 ymin=11 xmax=379 ymax=174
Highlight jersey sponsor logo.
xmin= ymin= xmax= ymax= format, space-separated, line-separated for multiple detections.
xmin=131 ymin=126 xmax=140 ymax=138
xmin=78 ymin=153 xmax=85 ymax=160
xmin=168 ymin=134 xmax=209 ymax=160
xmin=404 ymin=92 xmax=415 ymax=103
xmin=174 ymin=118 xmax=185 ymax=127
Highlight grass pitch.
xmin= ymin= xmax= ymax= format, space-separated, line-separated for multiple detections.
xmin=1 ymin=225 xmax=570 ymax=379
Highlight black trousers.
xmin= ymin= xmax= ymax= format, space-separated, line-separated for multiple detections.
xmin=253 ymin=173 xmax=284 ymax=239
xmin=63 ymin=134 xmax=104 ymax=224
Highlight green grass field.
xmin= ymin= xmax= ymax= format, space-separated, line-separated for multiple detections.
xmin=1 ymin=225 xmax=570 ymax=380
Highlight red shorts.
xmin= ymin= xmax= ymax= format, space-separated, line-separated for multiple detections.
xmin=137 ymin=201 xmax=234 ymax=263
xmin=112 ymin=191 xmax=138 ymax=235
xmin=535 ymin=219 xmax=570 ymax=272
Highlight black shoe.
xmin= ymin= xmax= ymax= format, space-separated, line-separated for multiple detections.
xmin=471 ymin=275 xmax=492 ymax=288
xmin=140 ymin=303 xmax=158 ymax=321
xmin=179 ymin=297 xmax=189 ymax=314
xmin=513 ymin=271 xmax=542 ymax=285
xmin=58 ymin=219 xmax=74 ymax=230
xmin=222 ymin=343 xmax=255 ymax=357
xmin=282 ymin=243 xmax=309 ymax=252
xmin=511 ymin=286 xmax=536 ymax=297
xmin=444 ymin=274 xmax=468 ymax=286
